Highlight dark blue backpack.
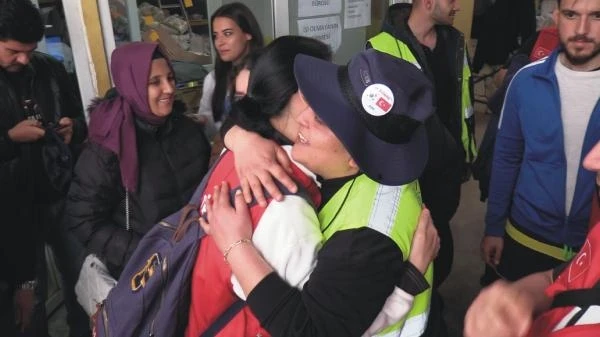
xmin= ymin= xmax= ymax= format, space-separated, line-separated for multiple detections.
xmin=93 ymin=156 xmax=309 ymax=337
xmin=91 ymin=155 xmax=250 ymax=337
xmin=93 ymin=182 xmax=207 ymax=337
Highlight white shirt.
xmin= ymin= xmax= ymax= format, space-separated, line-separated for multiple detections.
xmin=195 ymin=70 xmax=219 ymax=140
xmin=555 ymin=59 xmax=600 ymax=215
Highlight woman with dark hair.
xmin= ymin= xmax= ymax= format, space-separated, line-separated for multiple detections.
xmin=195 ymin=2 xmax=263 ymax=140
xmin=199 ymin=48 xmax=441 ymax=336
xmin=65 ymin=42 xmax=211 ymax=280
xmin=186 ymin=35 xmax=331 ymax=337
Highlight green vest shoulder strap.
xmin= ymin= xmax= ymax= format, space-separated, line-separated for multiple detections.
xmin=368 ymin=32 xmax=420 ymax=69
xmin=318 ymin=175 xmax=432 ymax=337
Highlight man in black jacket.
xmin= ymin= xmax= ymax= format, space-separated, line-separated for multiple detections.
xmin=368 ymin=2 xmax=477 ymax=336
xmin=368 ymin=0 xmax=476 ymax=289
xmin=0 ymin=0 xmax=88 ymax=336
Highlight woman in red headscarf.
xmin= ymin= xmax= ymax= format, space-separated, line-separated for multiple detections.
xmin=65 ymin=42 xmax=211 ymax=279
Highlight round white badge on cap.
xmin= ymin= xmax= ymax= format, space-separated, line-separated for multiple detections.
xmin=361 ymin=84 xmax=394 ymax=117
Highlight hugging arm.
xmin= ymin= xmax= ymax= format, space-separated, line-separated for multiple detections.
xmin=202 ymin=183 xmax=434 ymax=336
xmin=223 ymin=125 xmax=297 ymax=206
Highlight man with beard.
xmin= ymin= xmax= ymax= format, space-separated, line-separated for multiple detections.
xmin=464 ymin=141 xmax=600 ymax=337
xmin=368 ymin=0 xmax=476 ymax=290
xmin=0 ymin=0 xmax=88 ymax=336
xmin=368 ymin=2 xmax=475 ymax=336
xmin=482 ymin=0 xmax=600 ymax=284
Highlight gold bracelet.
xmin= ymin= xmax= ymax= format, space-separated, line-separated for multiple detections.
xmin=223 ymin=238 xmax=252 ymax=264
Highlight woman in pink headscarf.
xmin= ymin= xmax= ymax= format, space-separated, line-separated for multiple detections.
xmin=65 ymin=42 xmax=211 ymax=279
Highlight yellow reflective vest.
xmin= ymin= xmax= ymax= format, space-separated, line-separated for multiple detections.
xmin=318 ymin=174 xmax=432 ymax=337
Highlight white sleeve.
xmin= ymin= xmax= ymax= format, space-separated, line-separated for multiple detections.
xmin=231 ymin=195 xmax=322 ymax=300
xmin=362 ymin=287 xmax=415 ymax=337
xmin=196 ymin=71 xmax=218 ymax=140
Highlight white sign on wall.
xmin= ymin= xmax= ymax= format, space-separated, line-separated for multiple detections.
xmin=297 ymin=15 xmax=342 ymax=52
xmin=344 ymin=0 xmax=371 ymax=29
xmin=298 ymin=0 xmax=342 ymax=18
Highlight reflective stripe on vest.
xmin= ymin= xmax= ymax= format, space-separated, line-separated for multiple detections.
xmin=368 ymin=32 xmax=477 ymax=162
xmin=318 ymin=175 xmax=432 ymax=337
xmin=461 ymin=52 xmax=477 ymax=163
xmin=376 ymin=312 xmax=430 ymax=337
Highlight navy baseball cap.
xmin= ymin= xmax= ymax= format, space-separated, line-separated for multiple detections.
xmin=293 ymin=49 xmax=433 ymax=185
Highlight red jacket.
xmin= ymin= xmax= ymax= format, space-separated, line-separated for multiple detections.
xmin=529 ymin=26 xmax=559 ymax=62
xmin=526 ymin=197 xmax=600 ymax=337
xmin=185 ymin=150 xmax=321 ymax=337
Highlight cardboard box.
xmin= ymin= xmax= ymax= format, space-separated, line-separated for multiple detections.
xmin=143 ymin=26 xmax=212 ymax=65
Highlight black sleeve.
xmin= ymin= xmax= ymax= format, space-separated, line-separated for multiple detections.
xmin=246 ymin=227 xmax=405 ymax=337
xmin=53 ymin=61 xmax=87 ymax=145
xmin=1 ymin=219 xmax=38 ymax=285
xmin=65 ymin=143 xmax=141 ymax=273
xmin=397 ymin=262 xmax=430 ymax=296
xmin=0 ymin=128 xmax=18 ymax=163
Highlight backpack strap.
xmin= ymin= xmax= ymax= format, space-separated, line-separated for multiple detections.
xmin=551 ymin=280 xmax=600 ymax=308
xmin=171 ymin=153 xmax=227 ymax=241
xmin=199 ymin=299 xmax=245 ymax=337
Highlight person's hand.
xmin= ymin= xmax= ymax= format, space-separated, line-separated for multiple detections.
xmin=225 ymin=126 xmax=297 ymax=206
xmin=7 ymin=119 xmax=45 ymax=143
xmin=409 ymin=208 xmax=440 ymax=274
xmin=14 ymin=288 xmax=35 ymax=333
xmin=464 ymin=280 xmax=534 ymax=337
xmin=56 ymin=117 xmax=74 ymax=144
xmin=481 ymin=236 xmax=504 ymax=266
xmin=199 ymin=181 xmax=253 ymax=253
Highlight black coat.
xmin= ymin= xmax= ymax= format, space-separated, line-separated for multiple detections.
xmin=65 ymin=105 xmax=210 ymax=278
xmin=0 ymin=52 xmax=87 ymax=287
xmin=368 ymin=20 xmax=470 ymax=223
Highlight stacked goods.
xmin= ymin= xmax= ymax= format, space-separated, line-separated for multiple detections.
xmin=138 ymin=2 xmax=210 ymax=57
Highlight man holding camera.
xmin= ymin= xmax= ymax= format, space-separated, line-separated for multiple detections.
xmin=0 ymin=0 xmax=87 ymax=335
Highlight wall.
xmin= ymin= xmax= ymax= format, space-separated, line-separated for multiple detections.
xmin=453 ymin=0 xmax=474 ymax=40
